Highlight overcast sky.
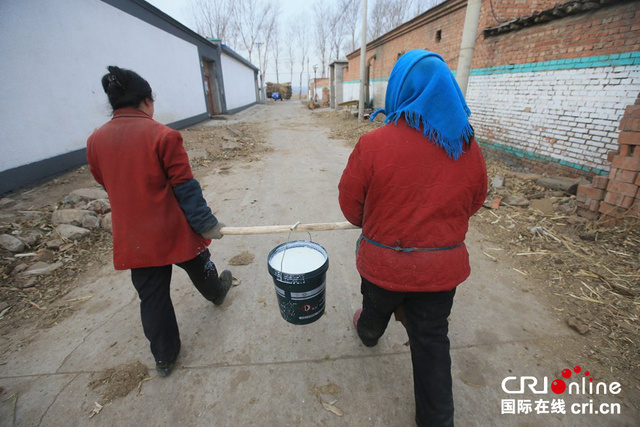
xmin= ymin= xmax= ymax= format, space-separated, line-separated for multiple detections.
xmin=146 ymin=0 xmax=324 ymax=85
xmin=147 ymin=0 xmax=315 ymax=31
xmin=145 ymin=0 xmax=444 ymax=86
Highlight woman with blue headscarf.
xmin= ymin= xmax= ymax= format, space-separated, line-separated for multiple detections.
xmin=339 ymin=50 xmax=487 ymax=426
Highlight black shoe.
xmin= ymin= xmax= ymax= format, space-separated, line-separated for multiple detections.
xmin=358 ymin=328 xmax=380 ymax=347
xmin=354 ymin=308 xmax=379 ymax=347
xmin=156 ymin=359 xmax=176 ymax=377
xmin=212 ymin=270 xmax=233 ymax=306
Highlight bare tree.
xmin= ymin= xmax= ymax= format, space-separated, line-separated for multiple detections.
xmin=190 ymin=0 xmax=236 ymax=44
xmin=272 ymin=27 xmax=281 ymax=84
xmin=341 ymin=0 xmax=361 ymax=54
xmin=232 ymin=0 xmax=278 ymax=63
xmin=257 ymin=4 xmax=279 ymax=89
xmin=292 ymin=13 xmax=309 ymax=98
xmin=368 ymin=0 xmax=416 ymax=41
xmin=286 ymin=26 xmax=296 ymax=85
xmin=387 ymin=0 xmax=415 ymax=28
xmin=367 ymin=2 xmax=384 ymax=43
xmin=413 ymin=0 xmax=445 ymax=16
xmin=327 ymin=4 xmax=347 ymax=63
xmin=313 ymin=1 xmax=331 ymax=77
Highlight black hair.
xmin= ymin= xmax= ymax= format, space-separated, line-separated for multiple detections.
xmin=101 ymin=65 xmax=154 ymax=111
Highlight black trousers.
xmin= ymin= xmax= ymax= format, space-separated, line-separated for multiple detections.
xmin=357 ymin=276 xmax=456 ymax=427
xmin=130 ymin=249 xmax=223 ymax=363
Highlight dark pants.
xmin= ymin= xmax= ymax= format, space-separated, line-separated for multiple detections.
xmin=357 ymin=276 xmax=456 ymax=427
xmin=130 ymin=249 xmax=223 ymax=363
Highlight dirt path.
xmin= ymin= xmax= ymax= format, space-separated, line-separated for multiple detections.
xmin=0 ymin=102 xmax=637 ymax=426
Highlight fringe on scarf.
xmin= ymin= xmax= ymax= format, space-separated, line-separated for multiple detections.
xmin=371 ymin=110 xmax=473 ymax=160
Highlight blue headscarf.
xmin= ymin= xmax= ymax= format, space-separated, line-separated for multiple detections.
xmin=370 ymin=50 xmax=472 ymax=160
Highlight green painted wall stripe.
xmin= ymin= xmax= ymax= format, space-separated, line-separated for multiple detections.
xmin=477 ymin=138 xmax=608 ymax=175
xmin=344 ymin=77 xmax=389 ymax=84
xmin=470 ymin=51 xmax=640 ymax=76
xmin=343 ymin=51 xmax=639 ymax=84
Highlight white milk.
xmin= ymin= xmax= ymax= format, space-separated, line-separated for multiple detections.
xmin=269 ymin=246 xmax=327 ymax=274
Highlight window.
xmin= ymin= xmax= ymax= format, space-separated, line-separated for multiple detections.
xmin=436 ymin=30 xmax=442 ymax=42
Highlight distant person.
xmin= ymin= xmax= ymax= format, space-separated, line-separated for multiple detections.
xmin=87 ymin=66 xmax=233 ymax=377
xmin=338 ymin=50 xmax=487 ymax=426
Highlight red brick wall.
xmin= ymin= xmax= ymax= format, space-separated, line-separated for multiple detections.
xmin=340 ymin=0 xmax=640 ymax=200
xmin=312 ymin=77 xmax=330 ymax=88
xmin=475 ymin=2 xmax=640 ymax=69
xmin=345 ymin=0 xmax=640 ymax=80
xmin=343 ymin=0 xmax=468 ymax=81
xmin=487 ymin=0 xmax=563 ymax=23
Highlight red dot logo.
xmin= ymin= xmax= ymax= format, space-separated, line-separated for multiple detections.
xmin=562 ymin=369 xmax=571 ymax=378
xmin=574 ymin=366 xmax=581 ymax=373
xmin=585 ymin=371 xmax=590 ymax=376
xmin=551 ymin=379 xmax=566 ymax=394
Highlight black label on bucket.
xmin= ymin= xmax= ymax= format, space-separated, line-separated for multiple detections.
xmin=274 ymin=280 xmax=326 ymax=325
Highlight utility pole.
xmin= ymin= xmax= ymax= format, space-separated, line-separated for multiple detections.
xmin=455 ymin=0 xmax=482 ymax=96
xmin=256 ymin=42 xmax=266 ymax=104
xmin=313 ymin=65 xmax=318 ymax=103
xmin=307 ymin=57 xmax=310 ymax=101
xmin=256 ymin=42 xmax=269 ymax=104
xmin=358 ymin=0 xmax=368 ymax=122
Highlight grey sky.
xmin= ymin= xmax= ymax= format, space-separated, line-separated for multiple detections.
xmin=145 ymin=0 xmax=444 ymax=85
xmin=146 ymin=0 xmax=320 ymax=84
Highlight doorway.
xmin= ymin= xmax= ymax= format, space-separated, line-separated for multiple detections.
xmin=202 ymin=59 xmax=221 ymax=116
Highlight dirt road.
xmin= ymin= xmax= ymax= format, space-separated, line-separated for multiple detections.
xmin=0 ymin=101 xmax=637 ymax=426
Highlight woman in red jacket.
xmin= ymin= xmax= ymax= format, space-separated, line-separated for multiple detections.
xmin=87 ymin=66 xmax=233 ymax=377
xmin=339 ymin=51 xmax=487 ymax=426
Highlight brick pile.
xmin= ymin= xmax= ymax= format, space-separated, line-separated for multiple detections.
xmin=576 ymin=95 xmax=640 ymax=224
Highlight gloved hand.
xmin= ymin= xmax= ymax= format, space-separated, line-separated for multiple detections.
xmin=202 ymin=222 xmax=225 ymax=239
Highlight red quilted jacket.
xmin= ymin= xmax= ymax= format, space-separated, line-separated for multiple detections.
xmin=87 ymin=108 xmax=210 ymax=270
xmin=338 ymin=119 xmax=487 ymax=292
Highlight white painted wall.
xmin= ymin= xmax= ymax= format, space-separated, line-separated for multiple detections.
xmin=341 ymin=81 xmax=388 ymax=109
xmin=340 ymin=63 xmax=640 ymax=174
xmin=467 ymin=65 xmax=640 ymax=173
xmin=0 ymin=0 xmax=206 ymax=173
xmin=343 ymin=82 xmax=360 ymax=104
xmin=221 ymin=53 xmax=257 ymax=111
xmin=369 ymin=81 xmax=388 ymax=110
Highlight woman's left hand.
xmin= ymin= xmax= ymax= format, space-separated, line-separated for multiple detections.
xmin=202 ymin=222 xmax=225 ymax=239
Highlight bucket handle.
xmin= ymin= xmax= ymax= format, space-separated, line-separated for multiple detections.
xmin=280 ymin=221 xmax=314 ymax=272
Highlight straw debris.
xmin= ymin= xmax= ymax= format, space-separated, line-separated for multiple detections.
xmin=318 ymin=110 xmax=639 ymax=402
xmin=474 ymin=158 xmax=639 ymax=392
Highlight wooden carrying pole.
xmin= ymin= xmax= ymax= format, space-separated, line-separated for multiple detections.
xmin=220 ymin=221 xmax=359 ymax=236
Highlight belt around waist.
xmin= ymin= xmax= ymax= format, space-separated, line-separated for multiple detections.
xmin=361 ymin=235 xmax=463 ymax=253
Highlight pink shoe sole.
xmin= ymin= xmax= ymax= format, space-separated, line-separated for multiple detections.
xmin=353 ymin=308 xmax=362 ymax=329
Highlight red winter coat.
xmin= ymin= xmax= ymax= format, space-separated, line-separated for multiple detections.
xmin=338 ymin=119 xmax=487 ymax=292
xmin=87 ymin=108 xmax=210 ymax=270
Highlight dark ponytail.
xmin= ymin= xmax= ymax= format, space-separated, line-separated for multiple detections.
xmin=101 ymin=66 xmax=154 ymax=112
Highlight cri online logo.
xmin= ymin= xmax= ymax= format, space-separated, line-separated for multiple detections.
xmin=553 ymin=365 xmax=590 ymax=394
xmin=502 ymin=366 xmax=621 ymax=395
